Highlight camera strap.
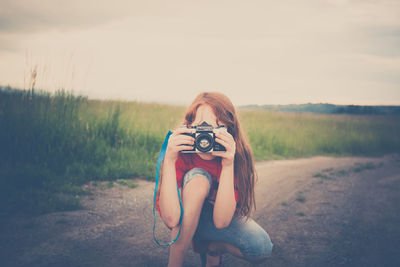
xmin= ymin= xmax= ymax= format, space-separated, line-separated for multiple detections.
xmin=152 ymin=130 xmax=184 ymax=246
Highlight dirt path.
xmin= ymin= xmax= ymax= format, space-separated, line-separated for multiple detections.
xmin=1 ymin=154 xmax=400 ymax=267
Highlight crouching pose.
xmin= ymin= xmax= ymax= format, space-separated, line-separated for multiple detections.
xmin=155 ymin=92 xmax=273 ymax=267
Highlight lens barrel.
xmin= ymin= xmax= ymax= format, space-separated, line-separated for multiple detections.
xmin=195 ymin=133 xmax=214 ymax=152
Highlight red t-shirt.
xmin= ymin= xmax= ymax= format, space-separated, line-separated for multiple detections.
xmin=155 ymin=153 xmax=239 ymax=219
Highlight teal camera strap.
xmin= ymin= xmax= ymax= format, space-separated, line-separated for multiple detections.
xmin=153 ymin=130 xmax=183 ymax=246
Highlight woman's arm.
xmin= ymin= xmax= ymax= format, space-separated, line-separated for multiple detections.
xmin=213 ymin=162 xmax=236 ymax=229
xmin=159 ymin=158 xmax=181 ymax=228
xmin=211 ymin=130 xmax=237 ymax=229
xmin=158 ymin=127 xmax=194 ymax=228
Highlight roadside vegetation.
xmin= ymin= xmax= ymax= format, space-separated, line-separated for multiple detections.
xmin=1 ymin=87 xmax=399 ymax=215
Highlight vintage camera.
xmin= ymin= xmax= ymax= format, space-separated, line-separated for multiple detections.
xmin=180 ymin=121 xmax=226 ymax=153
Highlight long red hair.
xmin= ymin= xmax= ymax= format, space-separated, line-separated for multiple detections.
xmin=183 ymin=92 xmax=257 ymax=217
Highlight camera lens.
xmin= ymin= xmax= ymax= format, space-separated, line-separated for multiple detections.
xmin=195 ymin=133 xmax=214 ymax=152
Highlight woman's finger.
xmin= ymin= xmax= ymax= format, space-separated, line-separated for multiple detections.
xmin=173 ymin=139 xmax=194 ymax=147
xmin=172 ymin=126 xmax=194 ymax=136
xmin=215 ymin=131 xmax=234 ymax=143
xmin=215 ymin=137 xmax=233 ymax=151
xmin=215 ymin=133 xmax=231 ymax=144
xmin=174 ymin=134 xmax=195 ymax=142
xmin=170 ymin=136 xmax=194 ymax=146
xmin=177 ymin=145 xmax=195 ymax=151
xmin=215 ymin=135 xmax=235 ymax=147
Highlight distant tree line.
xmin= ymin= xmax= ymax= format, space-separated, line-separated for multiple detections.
xmin=2 ymin=85 xmax=399 ymax=115
xmin=239 ymin=103 xmax=400 ymax=115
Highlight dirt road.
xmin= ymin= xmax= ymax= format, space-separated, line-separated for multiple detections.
xmin=1 ymin=154 xmax=400 ymax=267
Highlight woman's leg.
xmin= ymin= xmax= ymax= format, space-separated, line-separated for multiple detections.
xmin=204 ymin=241 xmax=244 ymax=266
xmin=194 ymin=203 xmax=274 ymax=263
xmin=208 ymin=241 xmax=243 ymax=257
xmin=207 ymin=241 xmax=268 ymax=263
xmin=168 ymin=170 xmax=212 ymax=267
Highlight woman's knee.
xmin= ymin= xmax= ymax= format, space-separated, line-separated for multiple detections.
xmin=183 ymin=175 xmax=211 ymax=198
xmin=182 ymin=168 xmax=212 ymax=196
xmin=243 ymin=230 xmax=274 ymax=260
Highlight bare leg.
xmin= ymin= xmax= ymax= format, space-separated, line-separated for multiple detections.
xmin=167 ymin=176 xmax=210 ymax=267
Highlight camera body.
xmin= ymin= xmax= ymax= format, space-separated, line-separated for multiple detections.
xmin=180 ymin=121 xmax=226 ymax=153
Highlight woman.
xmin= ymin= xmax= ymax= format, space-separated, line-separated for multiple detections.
xmin=155 ymin=92 xmax=273 ymax=266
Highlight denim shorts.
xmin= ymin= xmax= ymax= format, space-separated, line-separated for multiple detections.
xmin=182 ymin=167 xmax=274 ymax=259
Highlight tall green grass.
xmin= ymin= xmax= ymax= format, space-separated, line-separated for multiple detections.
xmin=1 ymin=87 xmax=399 ymax=215
xmin=239 ymin=110 xmax=400 ymax=160
xmin=0 ymin=88 xmax=183 ymax=215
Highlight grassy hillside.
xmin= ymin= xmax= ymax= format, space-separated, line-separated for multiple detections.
xmin=1 ymin=87 xmax=399 ymax=215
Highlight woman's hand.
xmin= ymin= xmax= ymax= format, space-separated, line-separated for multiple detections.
xmin=212 ymin=130 xmax=236 ymax=166
xmin=164 ymin=127 xmax=195 ymax=163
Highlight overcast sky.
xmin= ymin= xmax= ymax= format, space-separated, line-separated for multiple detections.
xmin=0 ymin=0 xmax=399 ymax=106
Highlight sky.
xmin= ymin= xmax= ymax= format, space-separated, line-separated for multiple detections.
xmin=0 ymin=0 xmax=399 ymax=106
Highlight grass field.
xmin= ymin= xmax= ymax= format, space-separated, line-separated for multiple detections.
xmin=1 ymin=88 xmax=399 ymax=215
